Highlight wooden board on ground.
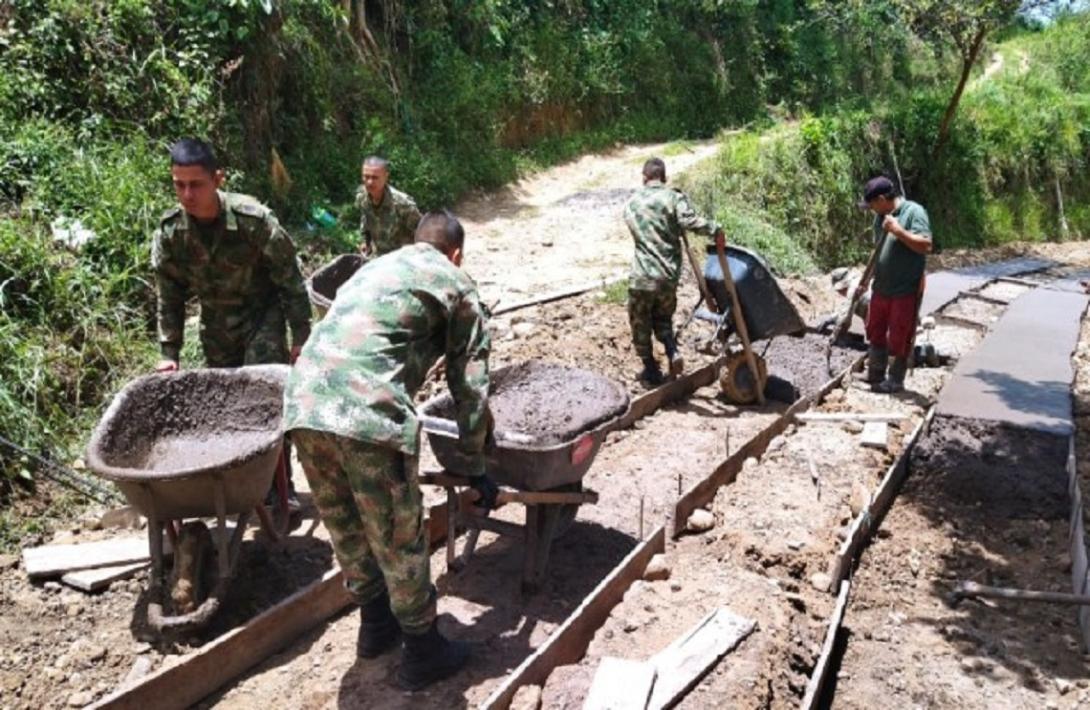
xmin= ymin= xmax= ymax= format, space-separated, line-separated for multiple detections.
xmin=1066 ymin=437 xmax=1090 ymax=650
xmin=89 ymin=568 xmax=352 ymax=710
xmin=584 ymin=657 xmax=657 ymax=710
xmin=482 ymin=526 xmax=666 ymax=710
xmin=612 ymin=358 xmax=724 ymax=432
xmin=647 ymin=607 xmax=757 ymax=710
xmin=23 ymin=537 xmax=163 ymax=579
xmin=800 ymin=581 xmax=851 ymax=710
xmin=796 ymin=412 xmax=906 ymax=423
xmin=62 ymin=562 xmax=148 ymax=593
xmin=860 ymin=421 xmax=889 ymax=450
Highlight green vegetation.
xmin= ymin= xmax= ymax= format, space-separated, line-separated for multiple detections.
xmin=0 ymin=0 xmax=1087 ymax=536
xmin=682 ymin=10 xmax=1090 ymax=274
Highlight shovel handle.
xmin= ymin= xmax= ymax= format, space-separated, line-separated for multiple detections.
xmin=716 ymin=241 xmax=765 ymax=405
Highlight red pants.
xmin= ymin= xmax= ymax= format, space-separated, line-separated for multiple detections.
xmin=866 ymin=292 xmax=918 ymax=357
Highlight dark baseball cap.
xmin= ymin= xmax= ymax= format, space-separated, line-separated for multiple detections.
xmin=859 ymin=176 xmax=896 ymax=207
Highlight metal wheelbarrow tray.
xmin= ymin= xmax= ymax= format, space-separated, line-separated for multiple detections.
xmin=419 ymin=361 xmax=629 ymax=591
xmin=86 ymin=365 xmax=289 ymax=633
xmin=699 ymin=244 xmax=806 ymax=341
xmin=307 ymin=253 xmax=365 ymax=318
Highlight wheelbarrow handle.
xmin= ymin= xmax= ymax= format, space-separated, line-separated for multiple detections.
xmin=420 ymin=415 xmax=535 ymax=446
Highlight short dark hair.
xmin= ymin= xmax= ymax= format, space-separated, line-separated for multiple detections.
xmin=862 ymin=175 xmax=897 ymax=203
xmin=643 ymin=157 xmax=666 ymax=182
xmin=363 ymin=155 xmax=390 ymax=172
xmin=415 ymin=211 xmax=465 ymax=253
xmin=169 ymin=138 xmax=218 ymax=174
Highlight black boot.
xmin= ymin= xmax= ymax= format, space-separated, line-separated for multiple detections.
xmin=357 ymin=591 xmax=401 ymax=658
xmin=662 ymin=334 xmax=685 ymax=377
xmin=397 ymin=620 xmax=470 ymax=691
xmin=636 ymin=357 xmax=665 ymax=386
xmin=865 ymin=346 xmax=888 ymax=385
xmin=874 ymin=356 xmax=907 ymax=394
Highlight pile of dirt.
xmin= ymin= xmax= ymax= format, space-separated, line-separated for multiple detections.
xmin=88 ymin=368 xmax=286 ymax=476
xmin=760 ymin=332 xmax=863 ymax=400
xmin=429 ymin=361 xmax=629 ymax=444
xmin=910 ymin=415 xmax=1069 ymax=519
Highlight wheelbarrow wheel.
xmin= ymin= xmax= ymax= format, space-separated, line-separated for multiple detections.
xmin=169 ymin=521 xmax=215 ymax=616
xmin=719 ymin=352 xmax=768 ymax=405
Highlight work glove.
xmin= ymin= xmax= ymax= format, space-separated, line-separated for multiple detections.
xmin=469 ymin=474 xmax=499 ymax=512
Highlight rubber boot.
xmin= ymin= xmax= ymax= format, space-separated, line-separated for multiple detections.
xmin=874 ymin=356 xmax=907 ymax=394
xmin=865 ymin=346 xmax=888 ymax=385
xmin=636 ymin=357 xmax=665 ymax=386
xmin=396 ymin=620 xmax=470 ymax=691
xmin=357 ymin=591 xmax=401 ymax=658
xmin=663 ymin=334 xmax=685 ymax=377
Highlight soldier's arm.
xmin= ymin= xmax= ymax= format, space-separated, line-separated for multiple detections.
xmin=151 ymin=230 xmax=187 ymax=365
xmin=676 ymin=192 xmax=722 ymax=242
xmin=403 ymin=198 xmax=422 ymax=245
xmin=263 ymin=218 xmax=312 ymax=349
xmin=357 ymin=191 xmax=373 ymax=255
xmin=445 ymin=292 xmax=492 ymax=476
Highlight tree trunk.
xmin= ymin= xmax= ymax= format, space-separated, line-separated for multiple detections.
xmin=932 ymin=27 xmax=987 ymax=160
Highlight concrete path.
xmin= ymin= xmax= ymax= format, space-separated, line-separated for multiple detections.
xmin=920 ymin=257 xmax=1054 ymax=316
xmin=936 ymin=280 xmax=1088 ymax=435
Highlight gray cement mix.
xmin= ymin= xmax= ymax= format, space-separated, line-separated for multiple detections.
xmin=919 ymin=257 xmax=1054 ymax=316
xmin=431 ymin=360 xmax=629 ymax=444
xmin=910 ymin=414 xmax=1070 ymax=521
xmin=758 ymin=332 xmax=863 ymax=401
xmin=937 ymin=284 xmax=1089 ymax=435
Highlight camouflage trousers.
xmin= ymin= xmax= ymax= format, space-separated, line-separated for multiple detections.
xmin=200 ymin=302 xmax=289 ymax=368
xmin=292 ymin=429 xmax=434 ymax=633
xmin=627 ymin=287 xmax=677 ymax=360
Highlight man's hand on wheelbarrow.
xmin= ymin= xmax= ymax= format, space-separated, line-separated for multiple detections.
xmin=469 ymin=474 xmax=499 ymax=511
xmin=155 ymin=359 xmax=179 ymax=373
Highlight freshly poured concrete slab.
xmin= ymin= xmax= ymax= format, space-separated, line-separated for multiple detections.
xmin=920 ymin=257 xmax=1054 ymax=316
xmin=936 ymin=285 xmax=1088 ymax=435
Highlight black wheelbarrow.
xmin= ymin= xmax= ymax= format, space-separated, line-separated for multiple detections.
xmin=419 ymin=362 xmax=629 ymax=592
xmin=689 ymin=245 xmax=806 ymax=404
xmin=85 ymin=365 xmax=290 ymax=634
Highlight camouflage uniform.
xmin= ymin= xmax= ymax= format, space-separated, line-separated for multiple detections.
xmin=152 ymin=191 xmax=311 ymax=367
xmin=622 ymin=180 xmax=720 ymax=359
xmin=356 ymin=185 xmax=423 ymax=256
xmin=283 ymin=242 xmax=490 ymax=631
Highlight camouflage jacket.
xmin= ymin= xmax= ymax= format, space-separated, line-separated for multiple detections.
xmin=151 ymin=191 xmax=311 ymax=362
xmin=623 ymin=180 xmax=720 ymax=291
xmin=356 ymin=185 xmax=422 ymax=256
xmin=284 ymin=243 xmax=491 ymax=471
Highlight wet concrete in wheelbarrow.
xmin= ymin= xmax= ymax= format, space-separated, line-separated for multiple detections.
xmin=832 ymin=414 xmax=1086 ymax=709
xmin=758 ymin=332 xmax=865 ymax=402
xmin=430 ymin=360 xmax=629 ymax=445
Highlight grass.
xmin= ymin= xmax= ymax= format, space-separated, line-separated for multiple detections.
xmin=599 ymin=280 xmax=629 ymax=305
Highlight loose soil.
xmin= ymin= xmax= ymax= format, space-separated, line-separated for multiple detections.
xmin=831 ymin=416 xmax=1087 ymax=709
xmin=977 ymin=280 xmax=1032 ymax=303
xmin=941 ymin=295 xmax=1006 ymax=326
xmin=428 ymin=361 xmax=629 ymax=444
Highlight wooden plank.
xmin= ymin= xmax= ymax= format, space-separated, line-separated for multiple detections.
xmin=23 ymin=537 xmax=161 ymax=579
xmin=584 ymin=657 xmax=657 ymax=710
xmin=800 ymin=580 xmax=852 ymax=710
xmin=933 ymin=313 xmax=988 ymax=331
xmin=492 ymin=274 xmax=627 ymax=316
xmin=860 ymin=421 xmax=889 ymax=450
xmin=829 ymin=409 xmax=933 ymax=586
xmin=482 ymin=526 xmax=666 ymax=710
xmin=1066 ymin=436 xmax=1090 ymax=651
xmin=90 ymin=568 xmax=352 ymax=710
xmin=62 ymin=562 xmax=148 ymax=593
xmin=611 ymin=358 xmax=724 ymax=432
xmin=672 ymin=358 xmax=861 ymax=538
xmin=962 ymin=291 xmax=1009 ymax=306
xmin=796 ymin=412 xmax=906 ymax=424
xmin=647 ymin=607 xmax=756 ymax=710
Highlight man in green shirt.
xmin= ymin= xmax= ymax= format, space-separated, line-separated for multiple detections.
xmin=623 ymin=158 xmax=725 ymax=386
xmin=854 ymin=176 xmax=932 ymax=393
xmin=283 ymin=212 xmax=495 ymax=690
xmin=356 ymin=156 xmax=422 ymax=256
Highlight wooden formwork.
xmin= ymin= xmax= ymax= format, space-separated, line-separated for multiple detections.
xmin=1067 ymin=436 xmax=1090 ymax=650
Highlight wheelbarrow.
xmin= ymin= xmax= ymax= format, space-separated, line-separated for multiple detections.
xmin=687 ymin=244 xmax=806 ymax=404
xmin=307 ymin=253 xmax=365 ymax=319
xmin=419 ymin=362 xmax=629 ymax=592
xmin=85 ymin=365 xmax=290 ymax=634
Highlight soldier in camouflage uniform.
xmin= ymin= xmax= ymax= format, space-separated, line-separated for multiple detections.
xmin=152 ymin=139 xmax=311 ymax=370
xmin=152 ymin=138 xmax=311 ymax=511
xmin=283 ymin=211 xmax=496 ymax=691
xmin=623 ymin=157 xmax=725 ymax=386
xmin=356 ymin=155 xmax=422 ymax=257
